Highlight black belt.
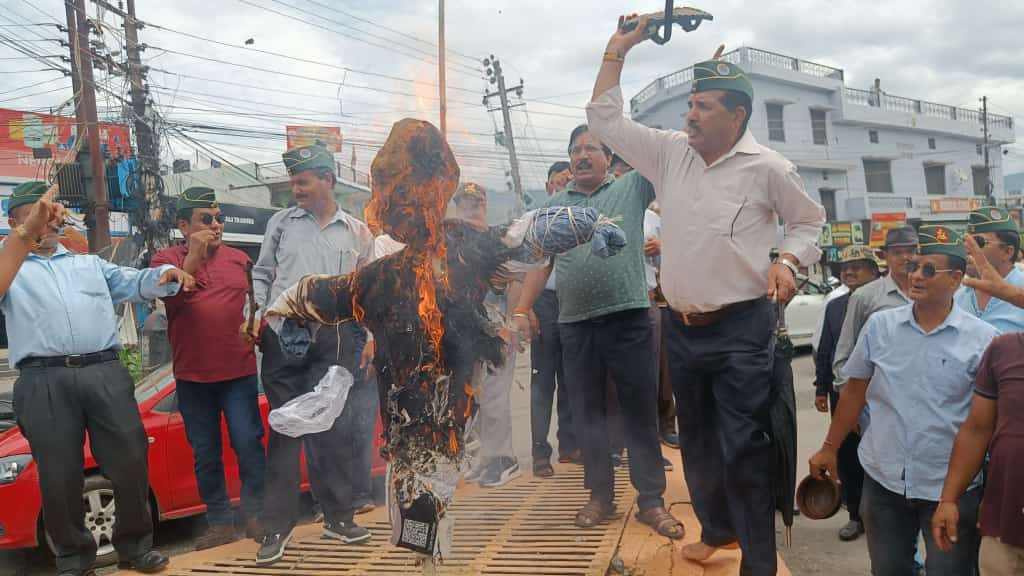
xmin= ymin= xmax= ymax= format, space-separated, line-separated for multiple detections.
xmin=670 ymin=298 xmax=762 ymax=327
xmin=18 ymin=349 xmax=119 ymax=369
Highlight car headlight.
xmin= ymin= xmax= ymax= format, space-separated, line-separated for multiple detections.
xmin=0 ymin=454 xmax=32 ymax=485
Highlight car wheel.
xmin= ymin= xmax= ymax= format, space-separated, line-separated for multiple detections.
xmin=43 ymin=475 xmax=120 ymax=567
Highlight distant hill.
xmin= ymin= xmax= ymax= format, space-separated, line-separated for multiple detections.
xmin=1007 ymin=172 xmax=1024 ymax=194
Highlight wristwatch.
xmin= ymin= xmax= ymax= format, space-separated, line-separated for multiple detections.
xmin=778 ymin=257 xmax=799 ymax=277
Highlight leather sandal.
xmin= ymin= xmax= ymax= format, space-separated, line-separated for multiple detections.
xmin=533 ymin=460 xmax=555 ymax=478
xmin=635 ymin=506 xmax=685 ymax=540
xmin=575 ymin=500 xmax=619 ymax=528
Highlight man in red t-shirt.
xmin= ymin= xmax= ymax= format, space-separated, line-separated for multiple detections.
xmin=151 ymin=187 xmax=266 ymax=550
xmin=933 ymin=331 xmax=1024 ymax=575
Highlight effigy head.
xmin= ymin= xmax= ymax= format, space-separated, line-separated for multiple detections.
xmin=366 ymin=119 xmax=460 ymax=247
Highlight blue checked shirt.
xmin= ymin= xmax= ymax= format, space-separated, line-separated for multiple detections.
xmin=955 ymin=267 xmax=1024 ymax=334
xmin=0 ymin=244 xmax=180 ymax=368
xmin=843 ymin=303 xmax=998 ymax=500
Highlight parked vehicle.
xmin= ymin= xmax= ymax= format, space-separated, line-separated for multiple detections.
xmin=785 ymin=275 xmax=831 ymax=349
xmin=0 ymin=363 xmax=386 ymax=566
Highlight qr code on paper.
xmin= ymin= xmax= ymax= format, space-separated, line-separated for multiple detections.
xmin=401 ymin=519 xmax=430 ymax=549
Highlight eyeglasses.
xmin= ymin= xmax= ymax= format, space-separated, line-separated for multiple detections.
xmin=906 ymin=260 xmax=955 ymax=279
xmin=972 ymin=235 xmax=1005 ymax=249
xmin=199 ymin=213 xmax=226 ymax=225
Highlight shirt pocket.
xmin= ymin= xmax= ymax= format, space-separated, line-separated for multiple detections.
xmin=924 ymin=351 xmax=970 ymax=403
xmin=707 ymin=197 xmax=748 ymax=238
xmin=339 ymin=247 xmax=359 ymax=274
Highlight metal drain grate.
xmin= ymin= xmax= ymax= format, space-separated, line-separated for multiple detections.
xmin=171 ymin=467 xmax=634 ymax=576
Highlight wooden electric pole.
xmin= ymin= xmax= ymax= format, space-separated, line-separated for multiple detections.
xmin=66 ymin=0 xmax=111 ymax=252
xmin=981 ymin=95 xmax=994 ymax=203
xmin=483 ymin=56 xmax=525 ymax=215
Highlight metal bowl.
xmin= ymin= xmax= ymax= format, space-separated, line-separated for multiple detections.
xmin=796 ymin=474 xmax=842 ymax=520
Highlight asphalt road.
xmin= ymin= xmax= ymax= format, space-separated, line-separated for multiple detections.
xmin=0 ymin=350 xmax=875 ymax=575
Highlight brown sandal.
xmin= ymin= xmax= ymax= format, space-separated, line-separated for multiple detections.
xmin=575 ymin=500 xmax=619 ymax=528
xmin=636 ymin=506 xmax=685 ymax=540
xmin=533 ymin=460 xmax=555 ymax=478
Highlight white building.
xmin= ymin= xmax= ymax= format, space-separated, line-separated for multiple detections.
xmin=630 ymin=47 xmax=1016 ymax=224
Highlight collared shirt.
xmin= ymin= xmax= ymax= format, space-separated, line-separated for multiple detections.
xmin=586 ymin=86 xmax=824 ymax=313
xmin=151 ymin=243 xmax=257 ymax=383
xmin=253 ymin=205 xmax=374 ymax=310
xmin=814 ymin=293 xmax=850 ymax=397
xmin=833 ymin=274 xmax=911 ymax=390
xmin=843 ymin=304 xmax=997 ymax=501
xmin=955 ymin=267 xmax=1024 ymax=334
xmin=0 ymin=244 xmax=179 ymax=368
xmin=543 ymin=170 xmax=654 ymax=323
xmin=973 ymin=333 xmax=1024 ymax=548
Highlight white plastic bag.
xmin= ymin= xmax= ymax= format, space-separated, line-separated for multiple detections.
xmin=268 ymin=365 xmax=353 ymax=437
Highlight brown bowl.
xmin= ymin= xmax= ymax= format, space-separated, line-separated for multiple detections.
xmin=796 ymin=474 xmax=842 ymax=520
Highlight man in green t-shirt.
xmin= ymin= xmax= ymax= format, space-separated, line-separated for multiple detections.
xmin=512 ymin=125 xmax=683 ymax=540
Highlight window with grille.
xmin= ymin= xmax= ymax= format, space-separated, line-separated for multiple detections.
xmin=811 ymin=109 xmax=827 ymax=145
xmin=766 ymin=103 xmax=785 ymax=142
xmin=928 ymin=138 xmax=936 ymax=150
xmin=863 ymin=159 xmax=893 ymax=193
xmin=973 ymin=166 xmax=990 ymax=196
xmin=869 ymin=130 xmax=879 ymax=144
xmin=924 ymin=164 xmax=946 ymax=195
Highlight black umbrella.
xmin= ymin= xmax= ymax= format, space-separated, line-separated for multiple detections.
xmin=770 ymin=296 xmax=798 ymax=547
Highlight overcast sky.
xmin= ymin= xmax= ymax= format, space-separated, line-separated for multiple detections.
xmin=1 ymin=0 xmax=1022 ymax=194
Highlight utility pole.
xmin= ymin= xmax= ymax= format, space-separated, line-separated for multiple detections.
xmin=125 ymin=0 xmax=157 ymax=173
xmin=438 ymin=0 xmax=446 ymax=137
xmin=483 ymin=56 xmax=524 ymax=215
xmin=66 ymin=0 xmax=111 ymax=252
xmin=981 ymin=95 xmax=993 ymax=203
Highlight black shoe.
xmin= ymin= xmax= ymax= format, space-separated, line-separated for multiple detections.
xmin=116 ymin=550 xmax=169 ymax=574
xmin=661 ymin=431 xmax=680 ymax=449
xmin=838 ymin=519 xmax=864 ymax=541
xmin=322 ymin=520 xmax=371 ymax=544
xmin=479 ymin=456 xmax=522 ymax=488
xmin=256 ymin=528 xmax=294 ymax=566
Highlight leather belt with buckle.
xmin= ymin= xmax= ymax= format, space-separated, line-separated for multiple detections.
xmin=18 ymin=349 xmax=119 ymax=370
xmin=671 ymin=299 xmax=761 ymax=327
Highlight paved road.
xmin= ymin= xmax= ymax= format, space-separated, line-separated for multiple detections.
xmin=0 ymin=350 xmax=874 ymax=575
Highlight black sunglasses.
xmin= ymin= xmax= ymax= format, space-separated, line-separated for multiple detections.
xmin=198 ymin=213 xmax=226 ymax=225
xmin=906 ymin=260 xmax=955 ymax=279
xmin=972 ymin=235 xmax=1005 ymax=249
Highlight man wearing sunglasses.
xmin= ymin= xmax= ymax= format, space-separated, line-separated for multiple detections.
xmin=151 ymin=187 xmax=266 ymax=550
xmin=954 ymin=206 xmax=1024 ymax=334
xmin=810 ymin=225 xmax=998 ymax=575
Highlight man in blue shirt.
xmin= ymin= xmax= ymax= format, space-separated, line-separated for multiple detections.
xmin=810 ymin=225 xmax=998 ymax=576
xmin=955 ymin=205 xmax=1024 ymax=333
xmin=0 ymin=182 xmax=193 ymax=576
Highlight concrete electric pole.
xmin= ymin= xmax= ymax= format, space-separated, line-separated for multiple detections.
xmin=483 ymin=56 xmax=525 ymax=215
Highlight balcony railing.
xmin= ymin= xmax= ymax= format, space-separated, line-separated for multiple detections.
xmin=843 ymin=88 xmax=1014 ymax=130
xmin=631 ymin=46 xmax=843 ymax=109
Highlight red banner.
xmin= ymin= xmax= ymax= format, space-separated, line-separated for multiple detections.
xmin=869 ymin=212 xmax=907 ymax=248
xmin=286 ymin=125 xmax=343 ymax=152
xmin=0 ymin=108 xmax=131 ymax=179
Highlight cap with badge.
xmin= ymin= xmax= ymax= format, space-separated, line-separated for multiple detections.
xmin=7 ymin=180 xmax=49 ymax=212
xmin=917 ymin=225 xmax=966 ymax=261
xmin=691 ymin=59 xmax=754 ymax=101
xmin=176 ymin=186 xmax=218 ymax=211
xmin=968 ymin=205 xmax=1019 ymax=234
xmin=453 ymin=182 xmax=487 ymax=204
xmin=282 ymin=144 xmax=335 ymax=176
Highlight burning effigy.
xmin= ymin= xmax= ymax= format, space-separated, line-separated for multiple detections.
xmin=265 ymin=119 xmax=624 ymax=563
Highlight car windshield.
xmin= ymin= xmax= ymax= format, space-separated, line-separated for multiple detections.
xmin=134 ymin=363 xmax=175 ymax=403
xmin=796 ymin=276 xmax=829 ymax=296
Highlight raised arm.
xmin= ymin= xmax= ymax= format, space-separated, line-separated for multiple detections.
xmin=962 ymin=233 xmax=1024 ymax=307
xmin=0 ymin=184 xmax=63 ymax=299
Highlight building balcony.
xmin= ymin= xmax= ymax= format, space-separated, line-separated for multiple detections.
xmin=840 ymin=87 xmax=1014 ymax=142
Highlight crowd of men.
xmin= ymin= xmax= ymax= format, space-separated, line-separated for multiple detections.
xmin=1 ymin=11 xmax=1021 ymax=576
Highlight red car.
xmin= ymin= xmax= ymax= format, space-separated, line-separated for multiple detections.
xmin=0 ymin=364 xmax=386 ymax=565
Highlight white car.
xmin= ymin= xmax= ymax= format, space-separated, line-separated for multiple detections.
xmin=785 ymin=276 xmax=833 ymax=349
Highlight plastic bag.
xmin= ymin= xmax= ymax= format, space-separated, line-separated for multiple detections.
xmin=268 ymin=365 xmax=353 ymax=437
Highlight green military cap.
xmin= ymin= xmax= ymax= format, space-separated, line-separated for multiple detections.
xmin=282 ymin=144 xmax=335 ymax=176
xmin=918 ymin=225 xmax=966 ymax=261
xmin=838 ymin=244 xmax=879 ymax=265
xmin=453 ymin=182 xmax=486 ymax=204
xmin=691 ymin=59 xmax=754 ymax=101
xmin=8 ymin=180 xmax=48 ymax=212
xmin=968 ymin=205 xmax=1018 ymax=234
xmin=176 ymin=186 xmax=218 ymax=211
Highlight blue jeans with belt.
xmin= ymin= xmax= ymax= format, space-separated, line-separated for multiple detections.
xmin=176 ymin=374 xmax=266 ymax=526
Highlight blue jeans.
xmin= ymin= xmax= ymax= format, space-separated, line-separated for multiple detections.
xmin=861 ymin=474 xmax=980 ymax=576
xmin=176 ymin=374 xmax=266 ymax=526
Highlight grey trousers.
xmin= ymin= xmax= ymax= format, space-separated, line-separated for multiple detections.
xmin=13 ymin=359 xmax=153 ymax=572
xmin=479 ymin=347 xmax=516 ymax=461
